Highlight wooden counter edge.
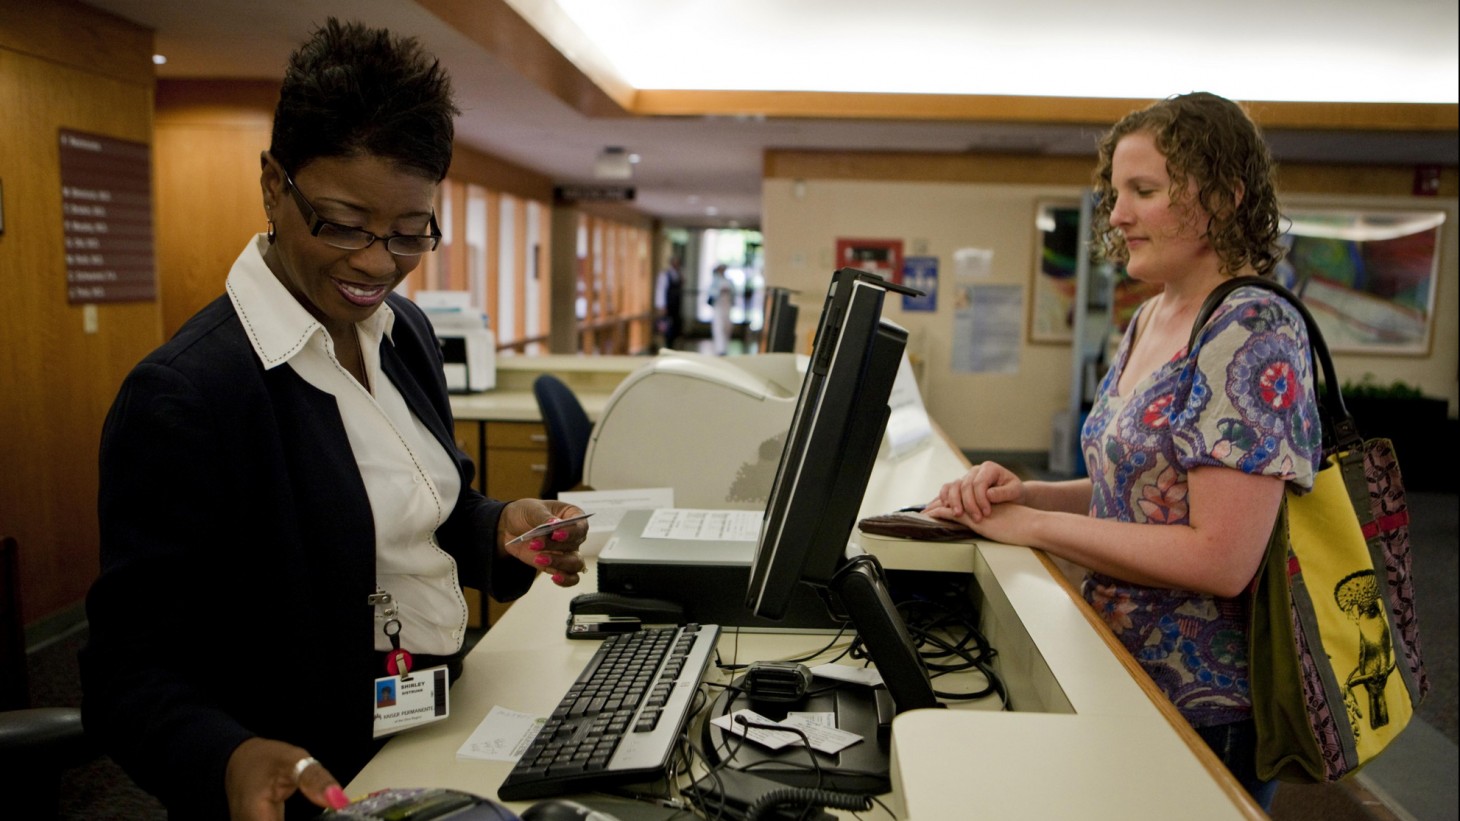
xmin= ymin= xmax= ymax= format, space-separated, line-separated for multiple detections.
xmin=1033 ymin=549 xmax=1267 ymax=818
xmin=937 ymin=422 xmax=1265 ymax=818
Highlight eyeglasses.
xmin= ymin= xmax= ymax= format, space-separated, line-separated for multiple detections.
xmin=283 ymin=171 xmax=441 ymax=256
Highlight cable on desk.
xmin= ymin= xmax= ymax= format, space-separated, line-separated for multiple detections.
xmin=843 ymin=593 xmax=1008 ymax=707
xmin=732 ymin=716 xmax=824 ymax=787
xmin=743 ymin=786 xmax=872 ymax=821
xmin=714 ymin=624 xmax=853 ymax=673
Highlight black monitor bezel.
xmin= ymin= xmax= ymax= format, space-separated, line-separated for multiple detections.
xmin=743 ymin=267 xmax=939 ymax=716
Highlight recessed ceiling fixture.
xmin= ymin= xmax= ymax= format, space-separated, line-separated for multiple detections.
xmin=594 ymin=146 xmax=633 ymax=180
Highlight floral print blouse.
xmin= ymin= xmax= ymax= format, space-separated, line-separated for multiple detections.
xmin=1079 ymin=285 xmax=1321 ymax=727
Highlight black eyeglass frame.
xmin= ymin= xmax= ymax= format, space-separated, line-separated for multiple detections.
xmin=282 ymin=170 xmax=441 ymax=256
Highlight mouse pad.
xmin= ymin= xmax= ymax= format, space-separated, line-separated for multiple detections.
xmin=858 ymin=510 xmax=978 ymax=541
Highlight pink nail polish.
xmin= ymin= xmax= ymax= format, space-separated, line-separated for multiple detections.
xmin=552 ymin=573 xmax=565 ymax=584
xmin=551 ymin=529 xmax=569 ymax=542
xmin=326 ymin=785 xmax=349 ymax=810
xmin=529 ymin=539 xmax=544 ymax=551
xmin=534 ymin=554 xmax=552 ymax=566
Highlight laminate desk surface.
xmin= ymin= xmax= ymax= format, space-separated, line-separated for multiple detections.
xmin=450 ymin=389 xmax=615 ymax=423
xmin=348 ymin=437 xmax=1262 ymax=820
xmin=448 ymin=353 xmax=643 ymax=422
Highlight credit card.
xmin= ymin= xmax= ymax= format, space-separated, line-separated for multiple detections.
xmin=505 ymin=512 xmax=595 ymax=545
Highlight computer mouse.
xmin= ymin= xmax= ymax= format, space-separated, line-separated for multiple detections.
xmin=518 ymin=798 xmax=621 ymax=821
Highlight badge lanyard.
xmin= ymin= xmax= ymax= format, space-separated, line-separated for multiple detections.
xmin=368 ymin=589 xmax=413 ymax=680
xmin=368 ymin=587 xmax=451 ymax=738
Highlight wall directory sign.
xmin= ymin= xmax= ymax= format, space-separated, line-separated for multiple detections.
xmin=58 ymin=129 xmax=156 ymax=303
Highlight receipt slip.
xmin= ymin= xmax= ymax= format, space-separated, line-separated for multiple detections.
xmin=711 ymin=708 xmax=862 ymax=754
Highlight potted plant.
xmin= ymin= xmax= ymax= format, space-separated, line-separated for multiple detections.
xmin=1339 ymin=375 xmax=1450 ymax=491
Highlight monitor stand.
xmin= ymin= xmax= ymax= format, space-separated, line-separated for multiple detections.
xmin=701 ymin=555 xmax=940 ymax=795
xmin=701 ymin=674 xmax=894 ymax=795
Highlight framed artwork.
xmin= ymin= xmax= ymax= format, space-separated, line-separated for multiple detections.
xmin=1278 ymin=208 xmax=1445 ymax=355
xmin=835 ymin=237 xmax=903 ymax=284
xmin=1030 ymin=201 xmax=1088 ymax=343
xmin=1111 ymin=270 xmax=1161 ymax=335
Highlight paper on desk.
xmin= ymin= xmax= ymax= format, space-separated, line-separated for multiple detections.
xmin=810 ymin=664 xmax=884 ymax=687
xmin=711 ymin=709 xmax=862 ymax=754
xmin=456 ymin=706 xmax=545 ymax=761
xmin=642 ymin=508 xmax=761 ymax=541
xmin=557 ymin=488 xmax=674 ymax=533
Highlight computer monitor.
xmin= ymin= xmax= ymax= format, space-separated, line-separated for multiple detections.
xmin=760 ymin=287 xmax=798 ymax=353
xmin=704 ymin=267 xmax=938 ymax=795
xmin=745 ymin=266 xmax=940 ymax=716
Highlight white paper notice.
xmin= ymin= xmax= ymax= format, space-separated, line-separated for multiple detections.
xmin=641 ymin=508 xmax=761 ymax=541
xmin=557 ymin=487 xmax=674 ymax=533
xmin=456 ymin=706 xmax=545 ymax=761
xmin=954 ymin=247 xmax=994 ymax=281
xmin=952 ymin=283 xmax=1022 ymax=374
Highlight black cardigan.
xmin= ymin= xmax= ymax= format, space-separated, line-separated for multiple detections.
xmin=81 ymin=292 xmax=534 ymax=818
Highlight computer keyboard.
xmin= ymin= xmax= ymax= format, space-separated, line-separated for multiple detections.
xmin=497 ymin=623 xmax=721 ymax=801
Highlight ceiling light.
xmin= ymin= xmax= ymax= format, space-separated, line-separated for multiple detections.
xmin=152 ymin=54 xmax=167 ymax=65
xmin=594 ymin=146 xmax=633 ymax=180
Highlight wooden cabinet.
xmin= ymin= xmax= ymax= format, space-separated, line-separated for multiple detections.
xmin=453 ymin=420 xmax=484 ymax=492
xmin=484 ymin=421 xmax=549 ymax=501
xmin=453 ymin=420 xmax=489 ymax=628
xmin=463 ymin=421 xmax=548 ymax=629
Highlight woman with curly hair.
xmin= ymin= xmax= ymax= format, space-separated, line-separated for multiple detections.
xmin=925 ymin=92 xmax=1321 ymax=808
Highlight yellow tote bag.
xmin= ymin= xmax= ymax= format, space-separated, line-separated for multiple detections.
xmin=1192 ymin=278 xmax=1428 ymax=782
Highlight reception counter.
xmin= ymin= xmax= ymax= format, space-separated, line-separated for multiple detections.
xmin=350 ymin=360 xmax=1265 ymax=818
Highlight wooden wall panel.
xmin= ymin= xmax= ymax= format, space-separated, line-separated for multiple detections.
xmin=485 ymin=191 xmax=501 ymax=336
xmin=637 ymin=89 xmax=1456 ymax=132
xmin=513 ymin=197 xmax=528 ymax=339
xmin=765 ymin=149 xmax=1458 ymax=198
xmin=154 ymin=86 xmax=275 ymax=336
xmin=0 ymin=10 xmax=158 ymax=630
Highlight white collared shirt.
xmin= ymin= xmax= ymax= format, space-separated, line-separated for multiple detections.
xmin=227 ymin=234 xmax=467 ymax=656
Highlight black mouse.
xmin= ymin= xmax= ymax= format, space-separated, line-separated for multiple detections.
xmin=518 ymin=798 xmax=621 ymax=821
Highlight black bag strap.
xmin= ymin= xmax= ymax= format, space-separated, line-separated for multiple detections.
xmin=1187 ymin=275 xmax=1361 ymax=456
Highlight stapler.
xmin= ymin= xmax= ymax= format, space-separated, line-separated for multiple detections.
xmin=566 ymin=592 xmax=685 ymax=639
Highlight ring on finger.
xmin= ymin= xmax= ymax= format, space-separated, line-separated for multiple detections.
xmin=292 ymin=756 xmax=319 ymax=784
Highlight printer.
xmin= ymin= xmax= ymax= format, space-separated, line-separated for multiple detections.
xmin=415 ymin=290 xmax=496 ymax=393
xmin=587 ymin=350 xmax=943 ymax=629
xmin=583 ymin=351 xmax=804 ymax=509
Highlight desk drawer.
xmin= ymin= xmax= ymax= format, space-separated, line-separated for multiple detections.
xmin=484 ymin=421 xmax=548 ymax=500
xmin=486 ymin=421 xmax=548 ymax=449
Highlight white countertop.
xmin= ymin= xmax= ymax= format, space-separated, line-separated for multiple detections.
xmin=348 ymin=427 xmax=1262 ymax=819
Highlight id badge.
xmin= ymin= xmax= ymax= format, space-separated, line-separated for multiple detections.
xmin=372 ymin=665 xmax=450 ymax=738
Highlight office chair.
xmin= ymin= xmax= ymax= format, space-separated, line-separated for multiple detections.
xmin=0 ymin=535 xmax=95 ymax=819
xmin=532 ymin=374 xmax=593 ymax=499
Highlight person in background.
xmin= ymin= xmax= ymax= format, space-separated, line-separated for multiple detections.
xmin=80 ymin=19 xmax=587 ymax=820
xmin=924 ymin=92 xmax=1320 ymax=810
xmin=653 ymin=254 xmax=685 ymax=351
xmin=709 ymin=263 xmax=734 ymax=355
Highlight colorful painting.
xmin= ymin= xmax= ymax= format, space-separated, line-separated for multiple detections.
xmin=1278 ymin=209 xmax=1445 ymax=355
